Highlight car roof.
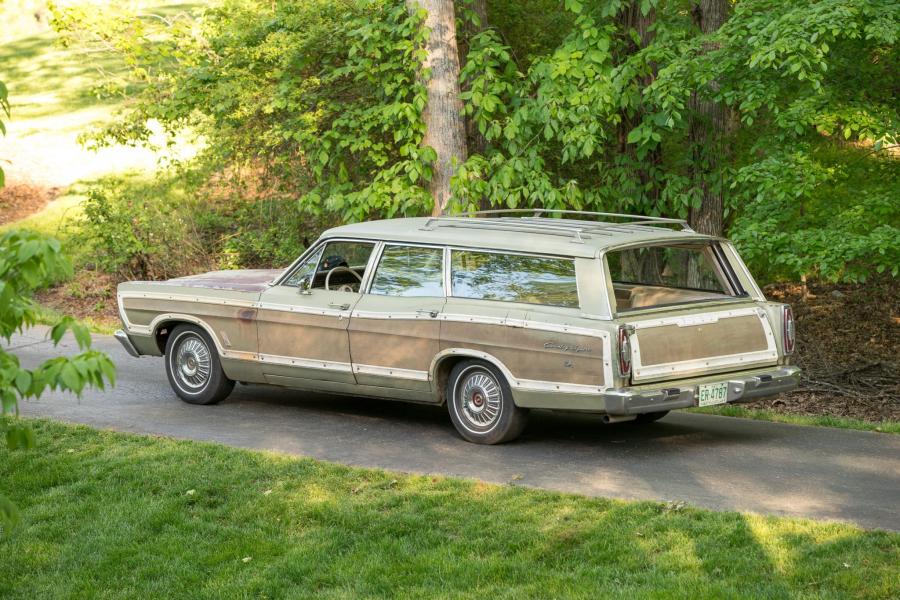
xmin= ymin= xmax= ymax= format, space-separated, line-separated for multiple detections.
xmin=321 ymin=216 xmax=717 ymax=259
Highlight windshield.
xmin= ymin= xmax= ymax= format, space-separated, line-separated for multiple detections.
xmin=606 ymin=242 xmax=745 ymax=311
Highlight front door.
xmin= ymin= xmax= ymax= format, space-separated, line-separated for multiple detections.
xmin=348 ymin=244 xmax=446 ymax=391
xmin=257 ymin=239 xmax=377 ymax=385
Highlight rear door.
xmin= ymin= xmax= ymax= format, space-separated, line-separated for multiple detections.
xmin=627 ymin=306 xmax=779 ymax=383
xmin=605 ymin=240 xmax=779 ymax=383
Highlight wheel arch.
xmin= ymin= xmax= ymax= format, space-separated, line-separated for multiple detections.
xmin=430 ymin=349 xmax=518 ymax=406
xmin=150 ymin=314 xmax=224 ymax=356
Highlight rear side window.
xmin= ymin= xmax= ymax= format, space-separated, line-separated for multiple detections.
xmin=450 ymin=250 xmax=579 ymax=308
xmin=369 ymin=245 xmax=444 ymax=297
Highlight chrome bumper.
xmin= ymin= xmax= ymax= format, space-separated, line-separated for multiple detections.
xmin=603 ymin=366 xmax=800 ymax=416
xmin=114 ymin=329 xmax=141 ymax=358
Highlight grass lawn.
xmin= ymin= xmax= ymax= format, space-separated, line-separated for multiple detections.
xmin=1 ymin=420 xmax=897 ymax=599
xmin=690 ymin=406 xmax=900 ymax=435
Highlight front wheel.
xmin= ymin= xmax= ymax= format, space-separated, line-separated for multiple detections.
xmin=164 ymin=324 xmax=234 ymax=405
xmin=447 ymin=360 xmax=528 ymax=444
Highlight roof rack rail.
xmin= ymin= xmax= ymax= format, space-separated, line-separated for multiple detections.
xmin=420 ymin=209 xmax=693 ymax=243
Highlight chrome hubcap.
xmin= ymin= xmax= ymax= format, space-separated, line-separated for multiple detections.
xmin=175 ymin=336 xmax=211 ymax=390
xmin=458 ymin=370 xmax=501 ymax=428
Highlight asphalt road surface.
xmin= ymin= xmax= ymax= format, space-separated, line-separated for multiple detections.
xmin=8 ymin=326 xmax=900 ymax=531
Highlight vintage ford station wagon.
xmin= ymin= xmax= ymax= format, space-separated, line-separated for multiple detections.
xmin=115 ymin=210 xmax=799 ymax=444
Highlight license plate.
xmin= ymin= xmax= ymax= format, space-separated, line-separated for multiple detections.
xmin=697 ymin=382 xmax=729 ymax=407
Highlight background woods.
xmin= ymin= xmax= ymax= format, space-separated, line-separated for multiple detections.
xmin=42 ymin=0 xmax=898 ymax=285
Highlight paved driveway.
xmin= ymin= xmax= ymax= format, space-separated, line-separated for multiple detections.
xmin=9 ymin=327 xmax=900 ymax=531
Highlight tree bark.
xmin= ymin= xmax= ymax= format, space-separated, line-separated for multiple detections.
xmin=687 ymin=0 xmax=733 ymax=236
xmin=407 ymin=0 xmax=468 ymax=216
xmin=616 ymin=3 xmax=662 ymax=210
xmin=457 ymin=0 xmax=490 ymax=210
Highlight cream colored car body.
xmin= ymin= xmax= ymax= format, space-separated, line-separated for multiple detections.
xmin=115 ymin=213 xmax=800 ymax=418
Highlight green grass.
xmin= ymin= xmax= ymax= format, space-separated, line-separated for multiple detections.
xmin=690 ymin=405 xmax=900 ymax=435
xmin=1 ymin=420 xmax=898 ymax=599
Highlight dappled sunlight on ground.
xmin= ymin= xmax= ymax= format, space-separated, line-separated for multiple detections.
xmin=0 ymin=21 xmax=199 ymax=228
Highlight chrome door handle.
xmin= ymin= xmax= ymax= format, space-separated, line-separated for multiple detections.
xmin=329 ymin=302 xmax=351 ymax=310
xmin=416 ymin=309 xmax=439 ymax=318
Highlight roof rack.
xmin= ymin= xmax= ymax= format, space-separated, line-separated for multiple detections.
xmin=420 ymin=209 xmax=693 ymax=243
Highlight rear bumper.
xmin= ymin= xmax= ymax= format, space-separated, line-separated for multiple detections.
xmin=114 ymin=329 xmax=141 ymax=358
xmin=603 ymin=365 xmax=800 ymax=416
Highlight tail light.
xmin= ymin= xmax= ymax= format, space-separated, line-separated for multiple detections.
xmin=617 ymin=325 xmax=632 ymax=377
xmin=782 ymin=305 xmax=795 ymax=355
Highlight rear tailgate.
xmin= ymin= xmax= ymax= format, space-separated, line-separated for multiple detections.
xmin=628 ymin=306 xmax=779 ymax=383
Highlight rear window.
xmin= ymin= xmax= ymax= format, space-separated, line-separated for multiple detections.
xmin=450 ymin=250 xmax=579 ymax=308
xmin=606 ymin=243 xmax=742 ymax=311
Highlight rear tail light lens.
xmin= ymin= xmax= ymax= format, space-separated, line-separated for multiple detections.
xmin=617 ymin=325 xmax=632 ymax=377
xmin=782 ymin=305 xmax=795 ymax=355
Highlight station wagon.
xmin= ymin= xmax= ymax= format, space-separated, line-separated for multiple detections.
xmin=115 ymin=210 xmax=800 ymax=444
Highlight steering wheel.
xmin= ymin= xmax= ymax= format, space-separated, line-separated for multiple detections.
xmin=324 ymin=266 xmax=363 ymax=291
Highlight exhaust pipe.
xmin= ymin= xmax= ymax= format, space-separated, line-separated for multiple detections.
xmin=602 ymin=414 xmax=637 ymax=424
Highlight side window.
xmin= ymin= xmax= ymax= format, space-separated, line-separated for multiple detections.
xmin=284 ymin=240 xmax=375 ymax=292
xmin=369 ymin=245 xmax=444 ymax=297
xmin=284 ymin=245 xmax=324 ymax=287
xmin=450 ymin=250 xmax=579 ymax=308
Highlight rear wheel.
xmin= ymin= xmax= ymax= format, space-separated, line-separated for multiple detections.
xmin=447 ymin=360 xmax=528 ymax=444
xmin=632 ymin=410 xmax=670 ymax=424
xmin=164 ymin=324 xmax=234 ymax=405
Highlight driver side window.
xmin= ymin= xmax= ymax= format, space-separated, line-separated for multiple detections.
xmin=285 ymin=240 xmax=375 ymax=292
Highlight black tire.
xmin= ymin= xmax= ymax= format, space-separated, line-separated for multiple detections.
xmin=632 ymin=410 xmax=670 ymax=424
xmin=164 ymin=324 xmax=234 ymax=405
xmin=446 ymin=360 xmax=528 ymax=444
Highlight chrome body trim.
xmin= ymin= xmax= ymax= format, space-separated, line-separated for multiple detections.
xmin=258 ymin=353 xmax=353 ymax=373
xmin=351 ymin=310 xmax=441 ymax=321
xmin=118 ymin=291 xmax=258 ymax=308
xmin=353 ymin=363 xmax=430 ymax=381
xmin=257 ymin=301 xmax=348 ymax=318
xmin=114 ymin=329 xmax=141 ymax=358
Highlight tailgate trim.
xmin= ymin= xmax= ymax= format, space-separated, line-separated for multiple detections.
xmin=629 ymin=307 xmax=778 ymax=383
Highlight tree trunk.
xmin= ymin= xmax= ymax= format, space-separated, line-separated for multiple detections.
xmin=616 ymin=3 xmax=662 ymax=212
xmin=687 ymin=0 xmax=733 ymax=236
xmin=407 ymin=0 xmax=468 ymax=216
xmin=458 ymin=0 xmax=489 ymax=210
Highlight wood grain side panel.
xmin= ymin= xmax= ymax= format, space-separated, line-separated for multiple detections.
xmin=350 ymin=318 xmax=439 ymax=372
xmin=636 ymin=314 xmax=768 ymax=366
xmin=440 ymin=322 xmax=605 ymax=387
xmin=257 ymin=311 xmax=351 ymax=364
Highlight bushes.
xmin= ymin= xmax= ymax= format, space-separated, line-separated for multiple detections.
xmin=76 ymin=172 xmax=336 ymax=280
xmin=731 ymin=145 xmax=900 ymax=283
xmin=76 ymin=174 xmax=212 ymax=280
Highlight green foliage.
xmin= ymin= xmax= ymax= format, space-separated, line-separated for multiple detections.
xmin=74 ymin=171 xmax=338 ymax=276
xmin=75 ymin=174 xmax=209 ymax=280
xmin=213 ymin=198 xmax=338 ymax=269
xmin=729 ymin=147 xmax=900 ymax=282
xmin=0 ymin=230 xmax=116 ymax=534
xmin=0 ymin=79 xmax=8 ymax=188
xmin=53 ymin=0 xmax=900 ymax=284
